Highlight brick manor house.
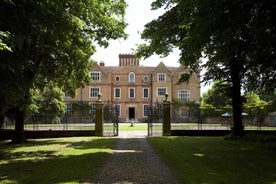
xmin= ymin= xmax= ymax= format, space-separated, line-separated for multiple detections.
xmin=64 ymin=54 xmax=200 ymax=122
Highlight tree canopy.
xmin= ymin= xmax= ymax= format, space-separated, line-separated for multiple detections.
xmin=137 ymin=0 xmax=275 ymax=135
xmin=0 ymin=0 xmax=127 ymax=142
xmin=202 ymin=81 xmax=231 ymax=108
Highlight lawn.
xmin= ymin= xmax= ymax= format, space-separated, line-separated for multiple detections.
xmin=0 ymin=137 xmax=116 ymax=184
xmin=148 ymin=136 xmax=276 ymax=184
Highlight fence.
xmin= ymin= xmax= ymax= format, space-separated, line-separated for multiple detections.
xmin=170 ymin=104 xmax=276 ymax=131
xmin=1 ymin=114 xmax=95 ymax=131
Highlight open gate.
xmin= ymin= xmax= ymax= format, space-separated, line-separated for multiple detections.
xmin=103 ymin=104 xmax=119 ymax=136
xmin=147 ymin=104 xmax=162 ymax=136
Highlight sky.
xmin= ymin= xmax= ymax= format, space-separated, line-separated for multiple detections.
xmin=91 ymin=0 xmax=211 ymax=94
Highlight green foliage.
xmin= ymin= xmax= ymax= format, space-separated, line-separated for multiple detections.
xmin=172 ymin=98 xmax=201 ymax=117
xmin=137 ymin=0 xmax=275 ymax=135
xmin=202 ymin=81 xmax=231 ymax=108
xmin=200 ymin=104 xmax=216 ymax=116
xmin=71 ymin=102 xmax=92 ymax=117
xmin=243 ymin=92 xmax=272 ymax=115
xmin=0 ymin=0 xmax=127 ymax=114
xmin=25 ymin=83 xmax=66 ymax=115
xmin=103 ymin=106 xmax=114 ymax=122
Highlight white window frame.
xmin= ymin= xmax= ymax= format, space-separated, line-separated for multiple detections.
xmin=178 ymin=89 xmax=190 ymax=102
xmin=90 ymin=71 xmax=101 ymax=82
xmin=143 ymin=104 xmax=149 ymax=117
xmin=115 ymin=76 xmax=120 ymax=82
xmin=90 ymin=87 xmax=100 ymax=98
xmin=129 ymin=88 xmax=135 ymax=98
xmin=129 ymin=72 xmax=135 ymax=83
xmin=89 ymin=103 xmax=96 ymax=116
xmin=157 ymin=87 xmax=167 ymax=97
xmin=143 ymin=88 xmax=149 ymax=98
xmin=114 ymin=88 xmax=121 ymax=99
xmin=66 ymin=103 xmax=72 ymax=115
xmin=157 ymin=73 xmax=166 ymax=82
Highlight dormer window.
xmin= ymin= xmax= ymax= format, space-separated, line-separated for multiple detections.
xmin=129 ymin=72 xmax=135 ymax=83
xmin=91 ymin=72 xmax=101 ymax=82
xmin=157 ymin=73 xmax=166 ymax=82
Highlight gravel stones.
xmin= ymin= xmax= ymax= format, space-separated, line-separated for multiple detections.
xmin=91 ymin=131 xmax=178 ymax=184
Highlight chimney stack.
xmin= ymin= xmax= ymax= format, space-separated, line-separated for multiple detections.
xmin=119 ymin=54 xmax=139 ymax=67
xmin=99 ymin=61 xmax=105 ymax=66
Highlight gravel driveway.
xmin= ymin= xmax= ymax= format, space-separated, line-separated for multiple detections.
xmin=91 ymin=131 xmax=178 ymax=184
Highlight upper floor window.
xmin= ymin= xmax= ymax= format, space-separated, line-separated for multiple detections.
xmin=91 ymin=72 xmax=101 ymax=82
xmin=178 ymin=89 xmax=190 ymax=102
xmin=114 ymin=88 xmax=121 ymax=98
xmin=143 ymin=88 xmax=149 ymax=98
xmin=129 ymin=88 xmax=135 ymax=98
xmin=157 ymin=87 xmax=167 ymax=97
xmin=90 ymin=87 xmax=100 ymax=98
xmin=143 ymin=76 xmax=149 ymax=82
xmin=158 ymin=73 xmax=166 ymax=82
xmin=129 ymin=72 xmax=135 ymax=83
xmin=115 ymin=76 xmax=120 ymax=82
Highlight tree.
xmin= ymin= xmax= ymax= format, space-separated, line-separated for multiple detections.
xmin=28 ymin=83 xmax=66 ymax=116
xmin=137 ymin=0 xmax=275 ymax=136
xmin=0 ymin=0 xmax=127 ymax=143
xmin=202 ymin=81 xmax=231 ymax=108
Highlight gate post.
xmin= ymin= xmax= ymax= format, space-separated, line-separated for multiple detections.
xmin=95 ymin=93 xmax=103 ymax=136
xmin=163 ymin=93 xmax=171 ymax=136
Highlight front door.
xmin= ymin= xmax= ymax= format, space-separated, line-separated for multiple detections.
xmin=129 ymin=107 xmax=135 ymax=120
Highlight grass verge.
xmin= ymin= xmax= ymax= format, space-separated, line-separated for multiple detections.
xmin=0 ymin=137 xmax=116 ymax=184
xmin=148 ymin=136 xmax=276 ymax=184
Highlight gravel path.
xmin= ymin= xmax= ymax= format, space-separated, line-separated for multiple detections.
xmin=91 ymin=131 xmax=178 ymax=184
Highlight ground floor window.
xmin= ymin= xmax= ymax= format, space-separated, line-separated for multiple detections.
xmin=114 ymin=104 xmax=121 ymax=117
xmin=90 ymin=87 xmax=100 ymax=98
xmin=66 ymin=103 xmax=72 ymax=115
xmin=143 ymin=104 xmax=149 ymax=117
xmin=178 ymin=89 xmax=190 ymax=102
xmin=180 ymin=108 xmax=188 ymax=118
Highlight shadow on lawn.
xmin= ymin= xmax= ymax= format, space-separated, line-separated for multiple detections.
xmin=0 ymin=152 xmax=110 ymax=183
xmin=0 ymin=138 xmax=114 ymax=184
xmin=149 ymin=136 xmax=276 ymax=184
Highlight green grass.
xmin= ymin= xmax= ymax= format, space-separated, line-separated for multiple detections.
xmin=119 ymin=123 xmax=148 ymax=131
xmin=0 ymin=137 xmax=116 ymax=184
xmin=148 ymin=136 xmax=276 ymax=184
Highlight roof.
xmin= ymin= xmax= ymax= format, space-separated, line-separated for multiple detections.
xmin=99 ymin=65 xmax=179 ymax=75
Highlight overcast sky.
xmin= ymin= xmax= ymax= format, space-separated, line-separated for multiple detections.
xmin=91 ymin=0 xmax=211 ymax=94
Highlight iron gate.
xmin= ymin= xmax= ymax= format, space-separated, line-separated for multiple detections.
xmin=147 ymin=104 xmax=162 ymax=136
xmin=103 ymin=104 xmax=119 ymax=136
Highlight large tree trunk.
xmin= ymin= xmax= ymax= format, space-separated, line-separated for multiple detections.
xmin=0 ymin=115 xmax=4 ymax=129
xmin=12 ymin=107 xmax=26 ymax=143
xmin=230 ymin=58 xmax=244 ymax=136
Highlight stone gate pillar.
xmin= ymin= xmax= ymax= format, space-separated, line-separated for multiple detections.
xmin=95 ymin=93 xmax=103 ymax=136
xmin=163 ymin=93 xmax=171 ymax=136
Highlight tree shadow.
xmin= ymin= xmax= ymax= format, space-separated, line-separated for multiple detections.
xmin=0 ymin=152 xmax=110 ymax=183
xmin=0 ymin=137 xmax=116 ymax=183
